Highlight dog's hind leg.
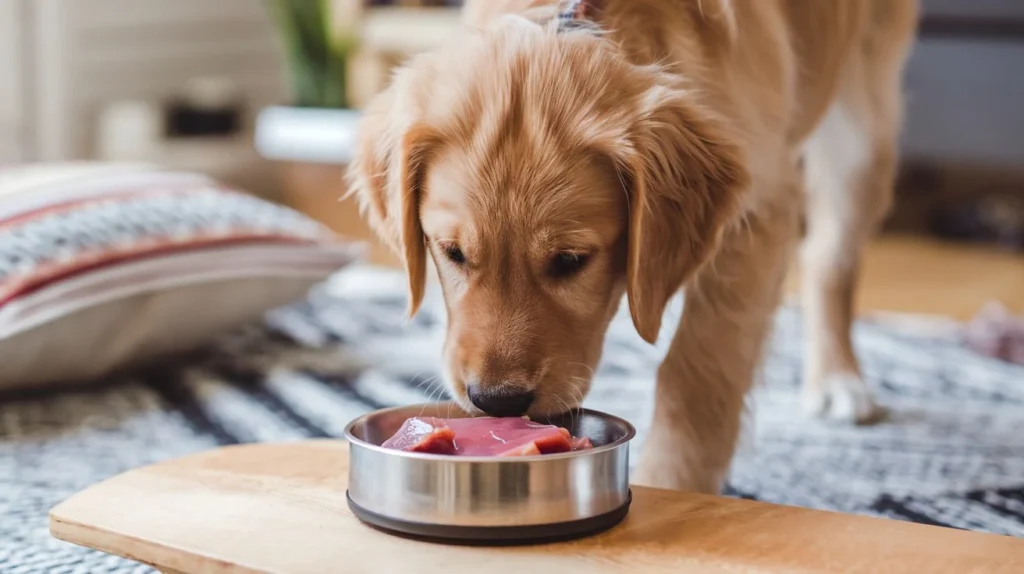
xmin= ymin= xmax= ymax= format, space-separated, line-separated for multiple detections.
xmin=799 ymin=2 xmax=917 ymax=423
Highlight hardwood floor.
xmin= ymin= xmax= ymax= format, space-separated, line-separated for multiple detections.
xmin=278 ymin=162 xmax=1024 ymax=322
xmin=786 ymin=235 xmax=1024 ymax=321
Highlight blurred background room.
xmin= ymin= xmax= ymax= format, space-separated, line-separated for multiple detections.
xmin=1 ymin=0 xmax=1021 ymax=289
xmin=0 ymin=0 xmax=1022 ymax=571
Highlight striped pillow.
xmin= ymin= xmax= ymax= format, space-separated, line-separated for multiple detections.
xmin=0 ymin=162 xmax=361 ymax=391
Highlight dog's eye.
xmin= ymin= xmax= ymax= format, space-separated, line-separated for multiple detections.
xmin=441 ymin=244 xmax=467 ymax=265
xmin=549 ymin=252 xmax=590 ymax=278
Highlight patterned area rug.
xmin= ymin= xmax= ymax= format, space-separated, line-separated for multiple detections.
xmin=2 ymin=266 xmax=1022 ymax=572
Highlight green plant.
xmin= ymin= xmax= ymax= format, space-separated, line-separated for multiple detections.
xmin=266 ymin=0 xmax=356 ymax=108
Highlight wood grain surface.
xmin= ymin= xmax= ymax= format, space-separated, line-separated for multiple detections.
xmin=50 ymin=441 xmax=1024 ymax=574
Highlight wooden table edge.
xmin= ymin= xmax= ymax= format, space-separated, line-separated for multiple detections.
xmin=47 ymin=440 xmax=1024 ymax=574
xmin=49 ymin=512 xmax=258 ymax=574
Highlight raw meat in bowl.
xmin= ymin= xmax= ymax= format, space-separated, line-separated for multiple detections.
xmin=381 ymin=416 xmax=593 ymax=456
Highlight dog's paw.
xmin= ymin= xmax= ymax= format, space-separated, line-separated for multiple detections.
xmin=801 ymin=373 xmax=880 ymax=424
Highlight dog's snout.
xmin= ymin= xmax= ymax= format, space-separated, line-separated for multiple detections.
xmin=467 ymin=385 xmax=535 ymax=417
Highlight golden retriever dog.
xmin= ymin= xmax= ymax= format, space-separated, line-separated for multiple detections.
xmin=347 ymin=0 xmax=919 ymax=492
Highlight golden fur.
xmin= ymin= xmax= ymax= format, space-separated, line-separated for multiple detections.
xmin=347 ymin=0 xmax=919 ymax=492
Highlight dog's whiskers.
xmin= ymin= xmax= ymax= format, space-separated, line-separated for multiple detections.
xmin=567 ymin=361 xmax=595 ymax=379
xmin=570 ymin=377 xmax=586 ymax=406
xmin=555 ymin=395 xmax=576 ymax=431
xmin=414 ymin=375 xmax=442 ymax=412
xmin=562 ymin=375 xmax=590 ymax=431
xmin=421 ymin=377 xmax=447 ymax=415
xmin=415 ymin=377 xmax=437 ymax=416
xmin=413 ymin=373 xmax=438 ymax=393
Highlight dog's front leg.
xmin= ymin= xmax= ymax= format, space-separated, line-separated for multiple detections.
xmin=634 ymin=195 xmax=799 ymax=493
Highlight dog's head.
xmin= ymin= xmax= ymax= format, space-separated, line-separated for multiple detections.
xmin=347 ymin=15 xmax=748 ymax=417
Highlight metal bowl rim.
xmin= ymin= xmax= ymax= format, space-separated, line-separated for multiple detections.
xmin=343 ymin=402 xmax=636 ymax=463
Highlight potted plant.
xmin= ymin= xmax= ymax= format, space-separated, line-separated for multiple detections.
xmin=266 ymin=0 xmax=356 ymax=109
xmin=257 ymin=1 xmax=459 ymax=267
xmin=258 ymin=0 xmax=395 ymax=263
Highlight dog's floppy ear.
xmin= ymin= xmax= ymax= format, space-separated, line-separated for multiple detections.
xmin=346 ymin=70 xmax=439 ymax=317
xmin=619 ymin=87 xmax=749 ymax=343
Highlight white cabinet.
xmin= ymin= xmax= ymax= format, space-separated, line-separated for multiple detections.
xmin=0 ymin=0 xmax=288 ymax=163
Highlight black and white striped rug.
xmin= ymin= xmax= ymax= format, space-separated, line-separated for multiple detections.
xmin=2 ymin=266 xmax=1022 ymax=572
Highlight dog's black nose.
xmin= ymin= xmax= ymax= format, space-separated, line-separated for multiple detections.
xmin=467 ymin=386 xmax=535 ymax=417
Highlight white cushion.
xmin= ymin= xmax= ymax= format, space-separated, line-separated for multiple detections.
xmin=0 ymin=162 xmax=361 ymax=390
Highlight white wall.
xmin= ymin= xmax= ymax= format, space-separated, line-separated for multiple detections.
xmin=902 ymin=39 xmax=1024 ymax=168
xmin=902 ymin=0 xmax=1024 ymax=169
xmin=0 ymin=0 xmax=25 ymax=163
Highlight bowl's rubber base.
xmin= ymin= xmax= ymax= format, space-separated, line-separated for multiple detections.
xmin=346 ymin=490 xmax=632 ymax=546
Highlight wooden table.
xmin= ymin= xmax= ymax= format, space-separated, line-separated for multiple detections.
xmin=50 ymin=441 xmax=1024 ymax=574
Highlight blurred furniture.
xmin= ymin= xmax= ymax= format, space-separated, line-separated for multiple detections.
xmin=889 ymin=0 xmax=1024 ymax=248
xmin=50 ymin=441 xmax=1024 ymax=573
xmin=0 ymin=0 xmax=288 ymax=196
xmin=346 ymin=5 xmax=461 ymax=108
xmin=903 ymin=0 xmax=1024 ymax=169
xmin=255 ymin=106 xmax=399 ymax=266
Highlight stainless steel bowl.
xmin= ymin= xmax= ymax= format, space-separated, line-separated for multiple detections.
xmin=344 ymin=402 xmax=636 ymax=544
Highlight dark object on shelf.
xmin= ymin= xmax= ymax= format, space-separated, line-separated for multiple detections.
xmin=165 ymin=77 xmax=245 ymax=138
xmin=165 ymin=101 xmax=241 ymax=138
xmin=918 ymin=15 xmax=1024 ymax=42
xmin=929 ymin=192 xmax=1024 ymax=252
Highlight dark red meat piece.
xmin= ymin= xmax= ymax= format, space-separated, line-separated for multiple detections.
xmin=569 ymin=436 xmax=594 ymax=451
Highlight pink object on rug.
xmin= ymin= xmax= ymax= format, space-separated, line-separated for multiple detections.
xmin=381 ymin=416 xmax=593 ymax=456
xmin=964 ymin=302 xmax=1024 ymax=366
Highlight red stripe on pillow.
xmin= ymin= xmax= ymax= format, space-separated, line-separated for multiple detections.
xmin=0 ymin=233 xmax=324 ymax=306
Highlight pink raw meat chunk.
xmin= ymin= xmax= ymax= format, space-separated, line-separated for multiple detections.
xmin=380 ymin=417 xmax=458 ymax=454
xmin=381 ymin=416 xmax=594 ymax=456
